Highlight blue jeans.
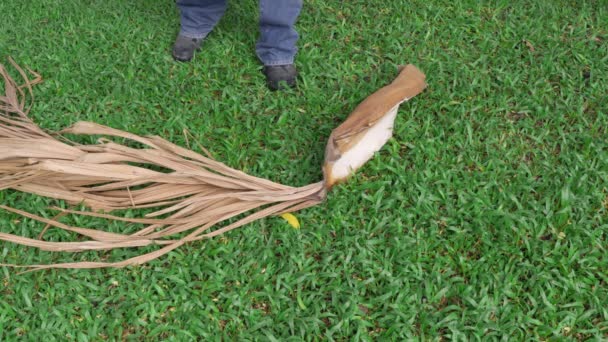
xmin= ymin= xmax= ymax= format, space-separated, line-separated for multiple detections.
xmin=176 ymin=0 xmax=303 ymax=66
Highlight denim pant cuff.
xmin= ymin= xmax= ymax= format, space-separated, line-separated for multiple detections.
xmin=262 ymin=59 xmax=295 ymax=66
xmin=179 ymin=30 xmax=209 ymax=39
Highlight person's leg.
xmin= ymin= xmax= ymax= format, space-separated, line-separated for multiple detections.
xmin=177 ymin=0 xmax=228 ymax=39
xmin=173 ymin=0 xmax=228 ymax=62
xmin=256 ymin=0 xmax=303 ymax=90
xmin=256 ymin=0 xmax=302 ymax=65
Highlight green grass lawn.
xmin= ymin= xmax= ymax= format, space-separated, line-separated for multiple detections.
xmin=1 ymin=0 xmax=607 ymax=339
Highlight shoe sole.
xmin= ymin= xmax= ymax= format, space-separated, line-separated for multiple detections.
xmin=173 ymin=55 xmax=192 ymax=62
xmin=172 ymin=47 xmax=202 ymax=63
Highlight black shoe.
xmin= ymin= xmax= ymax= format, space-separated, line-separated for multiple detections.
xmin=172 ymin=34 xmax=204 ymax=62
xmin=263 ymin=64 xmax=298 ymax=91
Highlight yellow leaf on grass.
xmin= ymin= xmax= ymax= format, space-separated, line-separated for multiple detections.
xmin=280 ymin=213 xmax=300 ymax=229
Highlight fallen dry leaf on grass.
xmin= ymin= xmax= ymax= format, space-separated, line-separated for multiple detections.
xmin=0 ymin=58 xmax=426 ymax=271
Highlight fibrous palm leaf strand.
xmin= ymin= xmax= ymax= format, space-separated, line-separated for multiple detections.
xmin=0 ymin=59 xmax=324 ymax=270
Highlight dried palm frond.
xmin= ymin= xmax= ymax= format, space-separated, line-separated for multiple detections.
xmin=0 ymin=58 xmax=426 ymax=271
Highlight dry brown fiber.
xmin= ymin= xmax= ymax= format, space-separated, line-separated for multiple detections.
xmin=0 ymin=58 xmax=426 ymax=271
